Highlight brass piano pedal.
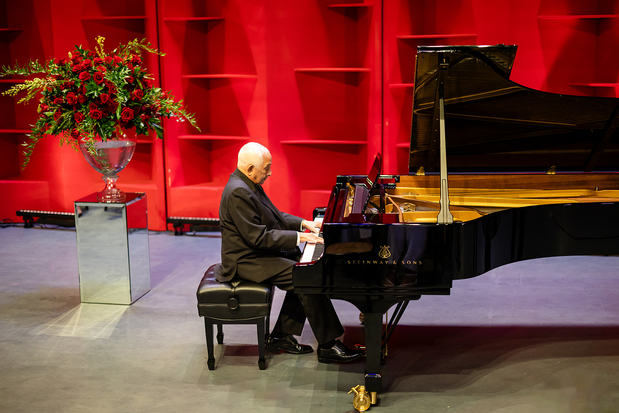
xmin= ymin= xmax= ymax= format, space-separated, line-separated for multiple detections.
xmin=348 ymin=385 xmax=372 ymax=412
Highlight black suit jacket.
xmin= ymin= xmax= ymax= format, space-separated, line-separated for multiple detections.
xmin=219 ymin=169 xmax=303 ymax=283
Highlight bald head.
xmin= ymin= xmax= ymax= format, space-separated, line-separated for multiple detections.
xmin=237 ymin=142 xmax=272 ymax=185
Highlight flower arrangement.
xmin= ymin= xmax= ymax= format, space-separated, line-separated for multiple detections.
xmin=1 ymin=36 xmax=199 ymax=166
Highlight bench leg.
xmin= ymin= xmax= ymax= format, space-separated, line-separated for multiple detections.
xmin=216 ymin=323 xmax=224 ymax=344
xmin=257 ymin=318 xmax=267 ymax=370
xmin=204 ymin=319 xmax=215 ymax=370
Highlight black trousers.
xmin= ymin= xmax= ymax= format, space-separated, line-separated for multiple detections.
xmin=267 ymin=265 xmax=344 ymax=345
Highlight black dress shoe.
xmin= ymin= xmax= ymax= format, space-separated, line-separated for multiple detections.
xmin=317 ymin=340 xmax=362 ymax=364
xmin=268 ymin=335 xmax=313 ymax=355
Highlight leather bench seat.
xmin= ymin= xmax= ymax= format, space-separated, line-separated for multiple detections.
xmin=196 ymin=263 xmax=273 ymax=370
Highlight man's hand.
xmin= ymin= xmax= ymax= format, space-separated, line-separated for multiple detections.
xmin=299 ymin=232 xmax=324 ymax=244
xmin=302 ymin=219 xmax=321 ymax=234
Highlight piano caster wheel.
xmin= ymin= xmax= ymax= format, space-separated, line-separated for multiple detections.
xmin=207 ymin=358 xmax=215 ymax=370
xmin=258 ymin=358 xmax=266 ymax=370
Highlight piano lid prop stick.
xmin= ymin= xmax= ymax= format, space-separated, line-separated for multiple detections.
xmin=437 ymin=96 xmax=454 ymax=224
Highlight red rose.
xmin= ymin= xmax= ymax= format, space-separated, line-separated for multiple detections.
xmin=140 ymin=113 xmax=150 ymax=122
xmin=121 ymin=107 xmax=134 ymax=122
xmin=131 ymin=89 xmax=144 ymax=101
xmin=93 ymin=71 xmax=105 ymax=84
xmin=70 ymin=129 xmax=80 ymax=139
xmin=66 ymin=92 xmax=77 ymax=105
xmin=103 ymin=78 xmax=115 ymax=89
xmin=104 ymin=56 xmax=113 ymax=64
xmin=74 ymin=112 xmax=85 ymax=123
xmin=99 ymin=93 xmax=110 ymax=104
xmin=113 ymin=56 xmax=123 ymax=66
xmin=127 ymin=76 xmax=135 ymax=84
xmin=82 ymin=59 xmax=91 ymax=68
xmin=143 ymin=78 xmax=154 ymax=88
xmin=89 ymin=108 xmax=103 ymax=120
xmin=54 ymin=110 xmax=62 ymax=121
xmin=94 ymin=57 xmax=103 ymax=65
xmin=130 ymin=55 xmax=141 ymax=66
xmin=96 ymin=65 xmax=106 ymax=73
xmin=106 ymin=100 xmax=118 ymax=112
xmin=78 ymin=94 xmax=86 ymax=104
xmin=53 ymin=97 xmax=63 ymax=105
xmin=79 ymin=71 xmax=90 ymax=81
xmin=40 ymin=104 xmax=49 ymax=111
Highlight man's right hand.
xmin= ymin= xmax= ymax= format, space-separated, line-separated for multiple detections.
xmin=299 ymin=232 xmax=324 ymax=244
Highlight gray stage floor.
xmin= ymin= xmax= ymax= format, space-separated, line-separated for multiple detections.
xmin=0 ymin=226 xmax=618 ymax=413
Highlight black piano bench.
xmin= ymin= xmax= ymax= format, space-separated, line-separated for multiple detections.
xmin=196 ymin=263 xmax=273 ymax=370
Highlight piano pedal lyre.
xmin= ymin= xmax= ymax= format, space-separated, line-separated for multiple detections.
xmin=348 ymin=385 xmax=373 ymax=412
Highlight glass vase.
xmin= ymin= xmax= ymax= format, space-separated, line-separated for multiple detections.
xmin=79 ymin=137 xmax=137 ymax=203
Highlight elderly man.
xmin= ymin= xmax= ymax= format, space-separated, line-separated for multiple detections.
xmin=219 ymin=142 xmax=361 ymax=363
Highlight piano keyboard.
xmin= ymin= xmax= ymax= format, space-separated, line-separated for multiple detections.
xmin=300 ymin=217 xmax=324 ymax=263
xmin=300 ymin=242 xmax=324 ymax=263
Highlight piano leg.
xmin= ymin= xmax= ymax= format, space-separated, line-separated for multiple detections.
xmin=363 ymin=312 xmax=383 ymax=400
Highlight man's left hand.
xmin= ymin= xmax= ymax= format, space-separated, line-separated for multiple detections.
xmin=302 ymin=219 xmax=321 ymax=234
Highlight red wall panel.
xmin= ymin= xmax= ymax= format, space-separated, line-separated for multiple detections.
xmin=2 ymin=0 xmax=617 ymax=229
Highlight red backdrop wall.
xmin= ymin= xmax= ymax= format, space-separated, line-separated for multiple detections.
xmin=2 ymin=0 xmax=617 ymax=230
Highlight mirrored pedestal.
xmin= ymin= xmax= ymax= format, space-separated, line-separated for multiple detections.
xmin=75 ymin=193 xmax=151 ymax=305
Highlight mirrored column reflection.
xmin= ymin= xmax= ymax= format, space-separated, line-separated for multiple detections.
xmin=75 ymin=193 xmax=150 ymax=305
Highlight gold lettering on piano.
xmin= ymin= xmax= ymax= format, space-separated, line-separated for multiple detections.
xmin=345 ymin=259 xmax=422 ymax=265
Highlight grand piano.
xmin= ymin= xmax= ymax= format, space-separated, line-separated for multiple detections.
xmin=292 ymin=45 xmax=619 ymax=410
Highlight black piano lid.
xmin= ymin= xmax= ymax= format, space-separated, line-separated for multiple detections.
xmin=409 ymin=45 xmax=619 ymax=174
